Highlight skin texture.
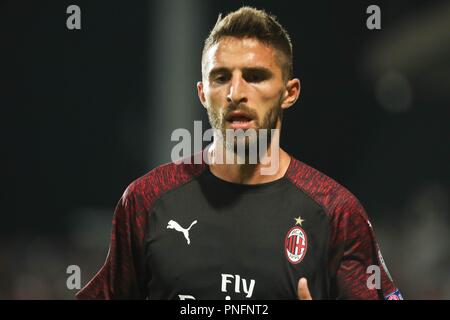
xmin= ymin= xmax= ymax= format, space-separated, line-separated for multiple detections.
xmin=197 ymin=36 xmax=300 ymax=185
xmin=298 ymin=278 xmax=313 ymax=300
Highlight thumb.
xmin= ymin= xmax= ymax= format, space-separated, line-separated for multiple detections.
xmin=297 ymin=277 xmax=312 ymax=300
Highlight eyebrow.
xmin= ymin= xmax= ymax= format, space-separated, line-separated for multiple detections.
xmin=208 ymin=67 xmax=229 ymax=79
xmin=208 ymin=66 xmax=274 ymax=79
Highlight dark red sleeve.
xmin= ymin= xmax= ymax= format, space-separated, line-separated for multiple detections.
xmin=75 ymin=158 xmax=206 ymax=300
xmin=76 ymin=185 xmax=149 ymax=300
xmin=328 ymin=196 xmax=401 ymax=300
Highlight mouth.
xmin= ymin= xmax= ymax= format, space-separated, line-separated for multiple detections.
xmin=225 ymin=111 xmax=255 ymax=129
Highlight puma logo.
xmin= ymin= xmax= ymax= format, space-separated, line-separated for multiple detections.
xmin=167 ymin=220 xmax=197 ymax=245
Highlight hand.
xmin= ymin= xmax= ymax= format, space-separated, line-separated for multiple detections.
xmin=297 ymin=277 xmax=312 ymax=300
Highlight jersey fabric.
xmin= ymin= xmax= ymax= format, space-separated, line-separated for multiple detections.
xmin=76 ymin=154 xmax=402 ymax=300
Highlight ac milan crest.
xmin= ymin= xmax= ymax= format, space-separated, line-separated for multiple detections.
xmin=284 ymin=218 xmax=308 ymax=264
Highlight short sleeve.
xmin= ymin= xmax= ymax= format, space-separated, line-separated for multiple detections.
xmin=328 ymin=197 xmax=403 ymax=300
xmin=76 ymin=186 xmax=149 ymax=299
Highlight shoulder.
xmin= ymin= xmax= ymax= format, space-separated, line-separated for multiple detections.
xmin=285 ymin=157 xmax=368 ymax=222
xmin=121 ymin=154 xmax=208 ymax=212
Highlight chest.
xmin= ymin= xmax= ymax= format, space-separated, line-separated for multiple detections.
xmin=145 ymin=190 xmax=330 ymax=299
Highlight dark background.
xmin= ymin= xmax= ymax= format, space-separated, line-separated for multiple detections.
xmin=1 ymin=0 xmax=449 ymax=299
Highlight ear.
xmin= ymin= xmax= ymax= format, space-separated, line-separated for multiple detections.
xmin=280 ymin=78 xmax=301 ymax=110
xmin=197 ymin=81 xmax=207 ymax=109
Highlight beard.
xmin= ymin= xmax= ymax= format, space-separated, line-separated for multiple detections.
xmin=206 ymin=96 xmax=283 ymax=158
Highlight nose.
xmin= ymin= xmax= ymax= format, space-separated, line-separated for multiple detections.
xmin=227 ymin=73 xmax=248 ymax=105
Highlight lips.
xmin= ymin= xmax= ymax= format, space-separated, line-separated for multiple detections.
xmin=226 ymin=111 xmax=253 ymax=122
xmin=225 ymin=111 xmax=255 ymax=129
xmin=228 ymin=115 xmax=252 ymax=122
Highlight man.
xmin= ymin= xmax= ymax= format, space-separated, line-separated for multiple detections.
xmin=77 ymin=7 xmax=402 ymax=300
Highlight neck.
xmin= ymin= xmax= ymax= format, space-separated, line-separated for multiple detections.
xmin=206 ymin=133 xmax=291 ymax=185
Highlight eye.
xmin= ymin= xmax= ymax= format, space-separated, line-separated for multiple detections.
xmin=244 ymin=70 xmax=270 ymax=83
xmin=214 ymin=75 xmax=227 ymax=83
xmin=245 ymin=73 xmax=262 ymax=83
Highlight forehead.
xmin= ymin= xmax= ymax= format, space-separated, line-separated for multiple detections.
xmin=203 ymin=37 xmax=282 ymax=76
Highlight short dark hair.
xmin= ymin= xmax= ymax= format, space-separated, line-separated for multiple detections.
xmin=202 ymin=6 xmax=294 ymax=81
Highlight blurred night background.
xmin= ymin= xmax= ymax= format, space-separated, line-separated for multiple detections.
xmin=0 ymin=0 xmax=449 ymax=299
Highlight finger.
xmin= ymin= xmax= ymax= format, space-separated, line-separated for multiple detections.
xmin=297 ymin=277 xmax=312 ymax=300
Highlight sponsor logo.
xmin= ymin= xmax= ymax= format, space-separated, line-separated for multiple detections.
xmin=167 ymin=219 xmax=197 ymax=245
xmin=179 ymin=273 xmax=256 ymax=300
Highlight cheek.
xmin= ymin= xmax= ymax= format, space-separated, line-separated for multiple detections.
xmin=205 ymin=87 xmax=226 ymax=107
xmin=253 ymin=81 xmax=283 ymax=101
xmin=252 ymin=84 xmax=283 ymax=110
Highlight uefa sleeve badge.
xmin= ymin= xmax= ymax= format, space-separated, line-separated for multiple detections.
xmin=385 ymin=289 xmax=403 ymax=300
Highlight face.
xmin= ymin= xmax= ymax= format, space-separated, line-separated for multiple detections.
xmin=198 ymin=37 xmax=300 ymax=151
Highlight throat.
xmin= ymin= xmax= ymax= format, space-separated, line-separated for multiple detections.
xmin=207 ymin=146 xmax=290 ymax=185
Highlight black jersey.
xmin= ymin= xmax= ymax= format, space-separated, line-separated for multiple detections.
xmin=76 ymin=154 xmax=402 ymax=300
